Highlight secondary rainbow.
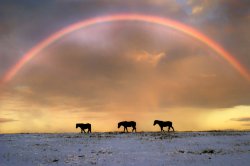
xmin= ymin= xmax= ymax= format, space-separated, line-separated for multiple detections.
xmin=2 ymin=14 xmax=250 ymax=83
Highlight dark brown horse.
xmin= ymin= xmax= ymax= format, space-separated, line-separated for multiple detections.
xmin=118 ymin=121 xmax=136 ymax=132
xmin=153 ymin=120 xmax=174 ymax=132
xmin=76 ymin=123 xmax=91 ymax=133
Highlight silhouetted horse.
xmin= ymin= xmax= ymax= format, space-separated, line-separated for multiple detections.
xmin=118 ymin=121 xmax=136 ymax=132
xmin=76 ymin=123 xmax=91 ymax=133
xmin=153 ymin=120 xmax=174 ymax=132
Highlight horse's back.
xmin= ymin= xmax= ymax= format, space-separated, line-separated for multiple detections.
xmin=77 ymin=123 xmax=91 ymax=128
xmin=83 ymin=123 xmax=91 ymax=127
xmin=165 ymin=121 xmax=173 ymax=126
xmin=129 ymin=121 xmax=136 ymax=126
xmin=121 ymin=121 xmax=136 ymax=127
xmin=76 ymin=123 xmax=83 ymax=127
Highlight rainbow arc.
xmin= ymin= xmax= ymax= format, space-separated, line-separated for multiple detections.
xmin=2 ymin=14 xmax=250 ymax=83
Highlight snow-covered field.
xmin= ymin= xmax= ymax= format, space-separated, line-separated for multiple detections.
xmin=0 ymin=131 xmax=250 ymax=166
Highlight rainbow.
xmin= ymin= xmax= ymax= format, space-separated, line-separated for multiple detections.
xmin=2 ymin=14 xmax=250 ymax=83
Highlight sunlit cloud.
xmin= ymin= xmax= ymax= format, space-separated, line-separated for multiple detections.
xmin=135 ymin=51 xmax=165 ymax=66
xmin=191 ymin=6 xmax=203 ymax=15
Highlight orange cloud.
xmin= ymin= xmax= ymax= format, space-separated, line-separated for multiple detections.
xmin=135 ymin=51 xmax=165 ymax=66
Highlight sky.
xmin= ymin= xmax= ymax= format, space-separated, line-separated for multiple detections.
xmin=0 ymin=0 xmax=250 ymax=133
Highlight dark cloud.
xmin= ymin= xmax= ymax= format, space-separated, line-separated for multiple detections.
xmin=3 ymin=23 xmax=249 ymax=111
xmin=1 ymin=0 xmax=249 ymax=76
xmin=0 ymin=0 xmax=249 ymax=132
xmin=0 ymin=0 xmax=249 ymax=114
xmin=231 ymin=117 xmax=250 ymax=122
xmin=184 ymin=0 xmax=250 ymax=69
xmin=0 ymin=118 xmax=18 ymax=123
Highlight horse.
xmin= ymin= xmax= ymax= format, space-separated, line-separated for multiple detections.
xmin=153 ymin=120 xmax=174 ymax=132
xmin=76 ymin=123 xmax=91 ymax=133
xmin=118 ymin=121 xmax=136 ymax=132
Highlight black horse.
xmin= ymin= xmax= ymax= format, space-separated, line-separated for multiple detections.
xmin=153 ymin=120 xmax=174 ymax=132
xmin=118 ymin=121 xmax=136 ymax=132
xmin=76 ymin=123 xmax=91 ymax=133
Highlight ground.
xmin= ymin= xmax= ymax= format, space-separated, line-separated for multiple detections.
xmin=0 ymin=131 xmax=250 ymax=166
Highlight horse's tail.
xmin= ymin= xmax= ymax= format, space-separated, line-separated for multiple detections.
xmin=89 ymin=124 xmax=92 ymax=133
xmin=170 ymin=122 xmax=174 ymax=132
xmin=134 ymin=122 xmax=137 ymax=132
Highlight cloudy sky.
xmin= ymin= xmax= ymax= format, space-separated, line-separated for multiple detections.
xmin=0 ymin=0 xmax=250 ymax=133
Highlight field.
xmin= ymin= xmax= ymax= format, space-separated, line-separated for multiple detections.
xmin=0 ymin=131 xmax=250 ymax=166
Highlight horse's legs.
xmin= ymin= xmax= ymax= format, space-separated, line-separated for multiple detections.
xmin=83 ymin=129 xmax=86 ymax=133
xmin=123 ymin=127 xmax=125 ymax=132
xmin=171 ymin=126 xmax=175 ymax=132
xmin=161 ymin=127 xmax=164 ymax=132
xmin=168 ymin=127 xmax=170 ymax=132
xmin=126 ymin=127 xmax=128 ymax=132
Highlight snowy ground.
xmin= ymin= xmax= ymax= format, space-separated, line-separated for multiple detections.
xmin=0 ymin=131 xmax=250 ymax=166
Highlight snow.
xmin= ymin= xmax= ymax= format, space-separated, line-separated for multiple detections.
xmin=0 ymin=132 xmax=250 ymax=166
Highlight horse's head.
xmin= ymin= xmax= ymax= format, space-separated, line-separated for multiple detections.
xmin=153 ymin=120 xmax=158 ymax=126
xmin=118 ymin=122 xmax=122 ymax=128
xmin=76 ymin=123 xmax=79 ymax=129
